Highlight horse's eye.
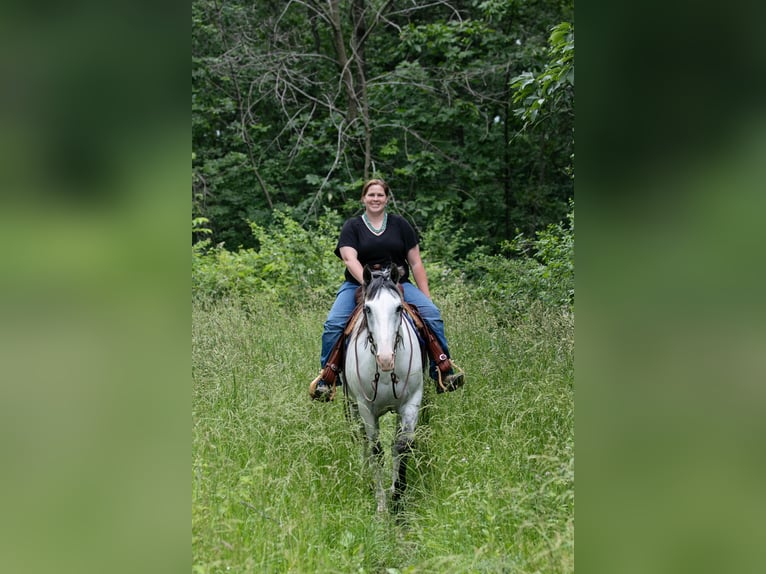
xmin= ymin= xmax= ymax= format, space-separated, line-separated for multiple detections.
xmin=396 ymin=305 xmax=403 ymax=314
xmin=364 ymin=305 xmax=371 ymax=314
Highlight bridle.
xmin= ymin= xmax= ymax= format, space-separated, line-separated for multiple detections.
xmin=353 ymin=285 xmax=416 ymax=402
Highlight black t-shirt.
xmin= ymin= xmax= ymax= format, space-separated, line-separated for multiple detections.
xmin=334 ymin=213 xmax=419 ymax=284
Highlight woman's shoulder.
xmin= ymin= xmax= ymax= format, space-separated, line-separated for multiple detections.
xmin=341 ymin=215 xmax=363 ymax=229
xmin=388 ymin=213 xmax=410 ymax=226
xmin=388 ymin=213 xmax=416 ymax=232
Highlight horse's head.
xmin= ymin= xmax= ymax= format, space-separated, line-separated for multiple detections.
xmin=361 ymin=264 xmax=403 ymax=372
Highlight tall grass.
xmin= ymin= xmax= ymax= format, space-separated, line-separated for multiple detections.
xmin=192 ymin=290 xmax=573 ymax=573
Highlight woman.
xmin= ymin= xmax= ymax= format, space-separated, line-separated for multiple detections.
xmin=309 ymin=178 xmax=464 ymax=401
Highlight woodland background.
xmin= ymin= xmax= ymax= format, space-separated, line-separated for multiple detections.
xmin=192 ymin=0 xmax=574 ymax=265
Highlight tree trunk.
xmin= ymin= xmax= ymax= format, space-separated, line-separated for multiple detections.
xmin=329 ymin=0 xmax=358 ymax=123
xmin=351 ymin=0 xmax=371 ymax=178
xmin=213 ymin=0 xmax=272 ymax=209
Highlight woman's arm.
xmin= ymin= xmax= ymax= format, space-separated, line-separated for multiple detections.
xmin=339 ymin=246 xmax=365 ymax=284
xmin=407 ymin=245 xmax=431 ymax=299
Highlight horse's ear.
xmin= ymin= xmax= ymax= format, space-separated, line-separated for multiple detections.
xmin=363 ymin=265 xmax=372 ymax=285
xmin=389 ymin=263 xmax=400 ymax=283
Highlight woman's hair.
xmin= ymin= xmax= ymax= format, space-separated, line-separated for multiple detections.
xmin=361 ymin=178 xmax=390 ymax=198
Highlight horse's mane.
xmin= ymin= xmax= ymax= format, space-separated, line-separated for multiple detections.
xmin=363 ymin=270 xmax=401 ymax=302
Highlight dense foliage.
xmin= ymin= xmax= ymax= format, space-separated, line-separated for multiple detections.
xmin=192 ymin=201 xmax=573 ymax=313
xmin=193 ymin=0 xmax=574 ymax=255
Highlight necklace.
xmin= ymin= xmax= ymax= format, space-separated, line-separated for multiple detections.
xmin=362 ymin=212 xmax=387 ymax=236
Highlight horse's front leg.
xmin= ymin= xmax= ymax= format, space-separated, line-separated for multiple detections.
xmin=358 ymin=406 xmax=386 ymax=513
xmin=392 ymin=401 xmax=419 ymax=506
xmin=344 ymin=397 xmax=366 ymax=445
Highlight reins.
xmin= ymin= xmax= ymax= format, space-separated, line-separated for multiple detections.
xmin=351 ymin=280 xmax=415 ymax=402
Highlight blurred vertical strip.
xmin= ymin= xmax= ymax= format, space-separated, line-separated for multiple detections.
xmin=0 ymin=2 xmax=188 ymax=574
xmin=578 ymin=0 xmax=766 ymax=573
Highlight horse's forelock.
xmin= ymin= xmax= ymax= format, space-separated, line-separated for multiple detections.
xmin=364 ymin=273 xmax=400 ymax=302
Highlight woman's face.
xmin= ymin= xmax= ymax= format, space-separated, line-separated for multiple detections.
xmin=362 ymin=184 xmax=388 ymax=214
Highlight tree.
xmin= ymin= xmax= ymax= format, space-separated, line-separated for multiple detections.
xmin=192 ymin=0 xmax=574 ymax=252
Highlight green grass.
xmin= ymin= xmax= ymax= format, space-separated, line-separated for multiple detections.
xmin=193 ymin=290 xmax=573 ymax=573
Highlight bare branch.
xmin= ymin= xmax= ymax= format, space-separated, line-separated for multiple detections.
xmin=376 ymin=122 xmax=472 ymax=170
xmin=386 ymin=0 xmax=464 ymax=22
xmin=301 ymin=114 xmax=364 ymax=225
xmin=211 ymin=0 xmax=273 ymax=209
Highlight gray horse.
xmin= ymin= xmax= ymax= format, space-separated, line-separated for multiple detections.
xmin=342 ymin=264 xmax=424 ymax=513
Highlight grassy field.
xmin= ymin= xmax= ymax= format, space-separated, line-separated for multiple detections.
xmin=192 ymin=290 xmax=573 ymax=573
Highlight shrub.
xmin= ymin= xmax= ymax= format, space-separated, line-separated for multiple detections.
xmin=192 ymin=210 xmax=344 ymax=303
xmin=192 ymin=203 xmax=574 ymax=314
xmin=511 ymin=199 xmax=574 ymax=308
xmin=446 ymin=202 xmax=574 ymax=315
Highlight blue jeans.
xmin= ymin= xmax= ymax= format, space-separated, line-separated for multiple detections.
xmin=320 ymin=281 xmax=452 ymax=380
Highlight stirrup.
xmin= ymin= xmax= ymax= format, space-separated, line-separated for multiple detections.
xmin=309 ymin=374 xmax=336 ymax=402
xmin=436 ymin=361 xmax=465 ymax=393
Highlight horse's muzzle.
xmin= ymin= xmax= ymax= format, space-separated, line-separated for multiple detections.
xmin=376 ymin=353 xmax=395 ymax=372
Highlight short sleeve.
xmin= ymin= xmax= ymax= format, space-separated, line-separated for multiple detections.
xmin=334 ymin=218 xmax=358 ymax=259
xmin=399 ymin=216 xmax=419 ymax=252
